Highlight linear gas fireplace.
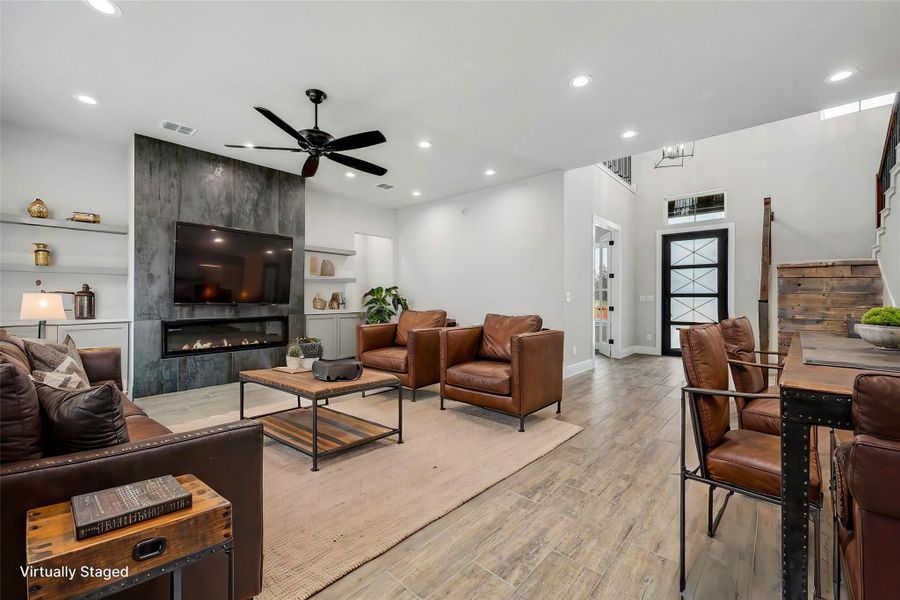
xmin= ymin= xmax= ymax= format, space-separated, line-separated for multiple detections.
xmin=161 ymin=316 xmax=288 ymax=358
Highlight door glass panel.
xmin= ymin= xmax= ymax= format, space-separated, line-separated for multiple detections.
xmin=670 ymin=267 xmax=718 ymax=294
xmin=670 ymin=326 xmax=683 ymax=350
xmin=669 ymin=237 xmax=718 ymax=266
xmin=670 ymin=297 xmax=718 ymax=323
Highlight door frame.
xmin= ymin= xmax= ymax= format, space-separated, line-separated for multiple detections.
xmin=654 ymin=222 xmax=735 ymax=355
xmin=592 ymin=215 xmax=623 ymax=358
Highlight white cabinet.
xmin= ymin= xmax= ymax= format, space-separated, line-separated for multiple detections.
xmin=305 ymin=313 xmax=363 ymax=359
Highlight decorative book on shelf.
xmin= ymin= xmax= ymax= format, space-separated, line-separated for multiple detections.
xmin=70 ymin=475 xmax=192 ymax=540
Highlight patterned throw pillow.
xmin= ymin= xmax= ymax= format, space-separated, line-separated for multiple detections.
xmin=25 ymin=336 xmax=90 ymax=390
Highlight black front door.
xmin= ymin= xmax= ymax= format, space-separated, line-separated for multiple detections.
xmin=661 ymin=229 xmax=728 ymax=356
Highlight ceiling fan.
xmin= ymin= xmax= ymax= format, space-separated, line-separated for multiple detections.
xmin=226 ymin=89 xmax=387 ymax=178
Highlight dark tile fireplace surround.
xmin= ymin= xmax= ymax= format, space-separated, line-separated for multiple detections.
xmin=132 ymin=135 xmax=305 ymax=397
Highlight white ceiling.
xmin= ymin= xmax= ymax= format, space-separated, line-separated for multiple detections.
xmin=2 ymin=1 xmax=899 ymax=208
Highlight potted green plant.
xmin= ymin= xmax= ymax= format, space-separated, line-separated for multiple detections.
xmin=855 ymin=306 xmax=900 ymax=350
xmin=286 ymin=341 xmax=303 ymax=370
xmin=362 ymin=286 xmax=409 ymax=324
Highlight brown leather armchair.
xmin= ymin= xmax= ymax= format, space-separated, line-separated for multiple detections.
xmin=0 ymin=331 xmax=263 ymax=600
xmin=833 ymin=373 xmax=900 ymax=600
xmin=357 ymin=309 xmax=447 ymax=401
xmin=439 ymin=314 xmax=563 ymax=431
xmin=720 ymin=316 xmax=786 ymax=436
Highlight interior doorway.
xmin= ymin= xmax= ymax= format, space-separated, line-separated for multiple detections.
xmin=593 ymin=225 xmax=613 ymax=358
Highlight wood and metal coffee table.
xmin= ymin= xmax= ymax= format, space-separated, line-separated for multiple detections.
xmin=238 ymin=368 xmax=402 ymax=471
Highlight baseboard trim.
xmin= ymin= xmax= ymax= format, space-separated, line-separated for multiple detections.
xmin=618 ymin=345 xmax=659 ymax=357
xmin=563 ymin=359 xmax=594 ymax=378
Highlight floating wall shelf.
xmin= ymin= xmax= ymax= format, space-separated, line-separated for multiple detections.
xmin=304 ymin=245 xmax=356 ymax=256
xmin=0 ymin=213 xmax=129 ymax=235
xmin=0 ymin=263 xmax=128 ymax=276
xmin=304 ymin=276 xmax=356 ymax=283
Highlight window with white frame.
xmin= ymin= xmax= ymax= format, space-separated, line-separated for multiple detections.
xmin=665 ymin=192 xmax=726 ymax=225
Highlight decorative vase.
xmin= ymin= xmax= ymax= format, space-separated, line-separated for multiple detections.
xmin=855 ymin=324 xmax=900 ymax=350
xmin=312 ymin=293 xmax=326 ymax=310
xmin=310 ymin=255 xmax=319 ymax=275
xmin=27 ymin=198 xmax=49 ymax=219
xmin=328 ymin=292 xmax=341 ymax=310
xmin=320 ymin=259 xmax=335 ymax=276
xmin=32 ymin=243 xmax=51 ymax=266
xmin=298 ymin=341 xmax=323 ymax=359
xmin=286 ymin=356 xmax=302 ymax=370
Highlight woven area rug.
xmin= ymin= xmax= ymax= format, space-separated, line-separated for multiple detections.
xmin=168 ymin=389 xmax=581 ymax=599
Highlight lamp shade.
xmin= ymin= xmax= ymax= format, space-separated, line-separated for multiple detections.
xmin=20 ymin=293 xmax=66 ymax=321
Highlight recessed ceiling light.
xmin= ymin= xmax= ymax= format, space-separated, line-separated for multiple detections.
xmin=569 ymin=75 xmax=592 ymax=88
xmin=213 ymin=238 xmax=224 ymax=243
xmin=418 ymin=140 xmax=433 ymax=149
xmin=83 ymin=0 xmax=122 ymax=17
xmin=74 ymin=94 xmax=99 ymax=105
xmin=265 ymin=250 xmax=274 ymax=254
xmin=827 ymin=69 xmax=855 ymax=83
xmin=243 ymin=143 xmax=255 ymax=148
xmin=345 ymin=172 xmax=356 ymax=178
xmin=484 ymin=169 xmax=496 ymax=176
xmin=412 ymin=190 xmax=422 ymax=197
xmin=621 ymin=130 xmax=638 ymax=139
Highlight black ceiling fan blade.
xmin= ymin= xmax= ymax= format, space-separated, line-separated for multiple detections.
xmin=323 ymin=130 xmax=386 ymax=152
xmin=225 ymin=144 xmax=302 ymax=151
xmin=254 ymin=107 xmax=309 ymax=147
xmin=326 ymin=152 xmax=387 ymax=176
xmin=301 ymin=155 xmax=320 ymax=178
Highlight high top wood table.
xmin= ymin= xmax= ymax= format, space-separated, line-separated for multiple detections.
xmin=239 ymin=368 xmax=402 ymax=471
xmin=779 ymin=333 xmax=863 ymax=600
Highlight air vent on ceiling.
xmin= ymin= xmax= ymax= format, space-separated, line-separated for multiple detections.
xmin=375 ymin=183 xmax=394 ymax=190
xmin=159 ymin=120 xmax=197 ymax=136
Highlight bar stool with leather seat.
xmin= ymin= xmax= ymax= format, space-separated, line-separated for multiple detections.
xmin=678 ymin=323 xmax=823 ymax=597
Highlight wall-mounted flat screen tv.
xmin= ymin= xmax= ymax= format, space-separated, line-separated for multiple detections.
xmin=173 ymin=222 xmax=293 ymax=304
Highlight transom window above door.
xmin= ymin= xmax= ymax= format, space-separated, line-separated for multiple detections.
xmin=666 ymin=192 xmax=725 ymax=225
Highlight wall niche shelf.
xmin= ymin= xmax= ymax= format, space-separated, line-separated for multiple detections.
xmin=0 ymin=213 xmax=129 ymax=235
xmin=304 ymin=245 xmax=356 ymax=256
xmin=304 ymin=276 xmax=356 ymax=283
xmin=0 ymin=263 xmax=128 ymax=276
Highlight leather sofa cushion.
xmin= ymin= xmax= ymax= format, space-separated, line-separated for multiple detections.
xmin=706 ymin=429 xmax=821 ymax=501
xmin=394 ymin=310 xmax=447 ymax=346
xmin=0 ymin=330 xmax=31 ymax=376
xmin=739 ymin=396 xmax=781 ymax=436
xmin=478 ymin=314 xmax=542 ymax=362
xmin=122 ymin=398 xmax=147 ymax=418
xmin=834 ymin=440 xmax=853 ymax=530
xmin=0 ymin=360 xmax=43 ymax=462
xmin=35 ymin=381 xmax=129 ymax=454
xmin=679 ymin=323 xmax=731 ymax=449
xmin=126 ymin=414 xmax=173 ymax=440
xmin=360 ymin=346 xmax=408 ymax=373
xmin=446 ymin=361 xmax=512 ymax=395
xmin=721 ymin=316 xmax=767 ymax=394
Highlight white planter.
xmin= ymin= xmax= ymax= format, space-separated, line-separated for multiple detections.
xmin=301 ymin=357 xmax=317 ymax=369
xmin=855 ymin=324 xmax=900 ymax=349
xmin=286 ymin=356 xmax=302 ymax=370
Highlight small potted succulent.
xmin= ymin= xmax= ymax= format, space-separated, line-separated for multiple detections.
xmin=296 ymin=336 xmax=323 ymax=368
xmin=855 ymin=306 xmax=900 ymax=350
xmin=285 ymin=341 xmax=303 ymax=370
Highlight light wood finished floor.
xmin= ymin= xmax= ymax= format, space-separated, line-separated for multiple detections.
xmin=139 ymin=355 xmax=845 ymax=600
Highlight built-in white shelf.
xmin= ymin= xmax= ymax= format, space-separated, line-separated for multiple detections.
xmin=304 ymin=245 xmax=356 ymax=256
xmin=305 ymin=309 xmax=364 ymax=315
xmin=1 ymin=263 xmax=128 ymax=276
xmin=305 ymin=276 xmax=356 ymax=283
xmin=0 ymin=213 xmax=129 ymax=235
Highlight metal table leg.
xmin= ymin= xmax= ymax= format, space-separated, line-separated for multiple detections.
xmin=398 ymin=384 xmax=403 ymax=443
xmin=170 ymin=568 xmax=182 ymax=600
xmin=781 ymin=418 xmax=812 ymax=600
xmin=239 ymin=380 xmax=245 ymax=420
xmin=227 ymin=545 xmax=235 ymax=600
xmin=311 ymin=396 xmax=319 ymax=471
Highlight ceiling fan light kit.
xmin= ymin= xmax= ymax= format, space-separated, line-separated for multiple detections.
xmin=226 ymin=88 xmax=387 ymax=179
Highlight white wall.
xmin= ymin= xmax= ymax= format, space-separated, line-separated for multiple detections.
xmin=305 ymin=187 xmax=396 ymax=249
xmin=563 ymin=164 xmax=639 ymax=373
xmin=629 ymin=106 xmax=892 ymax=351
xmin=0 ymin=121 xmax=130 ymax=321
xmin=397 ymin=172 xmax=565 ymax=333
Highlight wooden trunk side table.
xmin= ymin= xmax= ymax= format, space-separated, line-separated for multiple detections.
xmin=25 ymin=474 xmax=233 ymax=600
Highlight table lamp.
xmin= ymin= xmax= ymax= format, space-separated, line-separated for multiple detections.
xmin=20 ymin=292 xmax=66 ymax=338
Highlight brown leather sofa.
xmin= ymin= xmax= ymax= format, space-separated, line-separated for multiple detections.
xmin=439 ymin=314 xmax=563 ymax=431
xmin=357 ymin=309 xmax=447 ymax=401
xmin=833 ymin=373 xmax=900 ymax=600
xmin=0 ymin=331 xmax=263 ymax=600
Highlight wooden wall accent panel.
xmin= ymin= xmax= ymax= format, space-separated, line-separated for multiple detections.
xmin=777 ymin=259 xmax=883 ymax=351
